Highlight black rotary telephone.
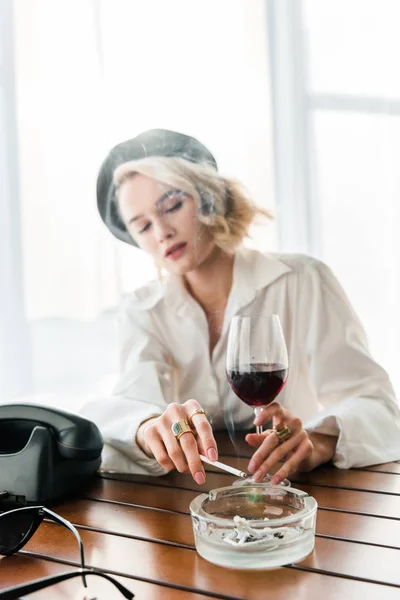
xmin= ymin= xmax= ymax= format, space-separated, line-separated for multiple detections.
xmin=0 ymin=403 xmax=103 ymax=506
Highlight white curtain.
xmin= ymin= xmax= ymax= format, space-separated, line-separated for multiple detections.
xmin=1 ymin=0 xmax=32 ymax=400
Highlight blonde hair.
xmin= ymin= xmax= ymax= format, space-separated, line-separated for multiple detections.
xmin=114 ymin=156 xmax=273 ymax=253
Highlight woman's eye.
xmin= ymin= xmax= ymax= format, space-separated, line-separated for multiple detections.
xmin=139 ymin=223 xmax=151 ymax=234
xmin=166 ymin=200 xmax=183 ymax=213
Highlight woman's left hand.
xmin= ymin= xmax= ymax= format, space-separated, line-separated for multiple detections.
xmin=246 ymin=402 xmax=337 ymax=484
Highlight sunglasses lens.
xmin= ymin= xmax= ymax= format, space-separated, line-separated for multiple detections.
xmin=0 ymin=511 xmax=36 ymax=555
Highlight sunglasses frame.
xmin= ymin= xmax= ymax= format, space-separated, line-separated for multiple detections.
xmin=0 ymin=569 xmax=134 ymax=600
xmin=0 ymin=506 xmax=86 ymax=586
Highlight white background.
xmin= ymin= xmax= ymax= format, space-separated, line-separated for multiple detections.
xmin=1 ymin=0 xmax=399 ymax=404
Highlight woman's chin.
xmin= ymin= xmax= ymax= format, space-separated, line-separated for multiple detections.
xmin=162 ymin=256 xmax=194 ymax=275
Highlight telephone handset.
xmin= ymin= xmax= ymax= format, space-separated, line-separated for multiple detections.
xmin=0 ymin=402 xmax=103 ymax=460
xmin=0 ymin=403 xmax=104 ymax=505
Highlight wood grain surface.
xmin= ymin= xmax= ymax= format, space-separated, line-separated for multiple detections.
xmin=1 ymin=431 xmax=399 ymax=599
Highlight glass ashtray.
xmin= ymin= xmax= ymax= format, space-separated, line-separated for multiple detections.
xmin=232 ymin=475 xmax=291 ymax=488
xmin=190 ymin=485 xmax=317 ymax=570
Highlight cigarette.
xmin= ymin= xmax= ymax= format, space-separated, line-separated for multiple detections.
xmin=200 ymin=454 xmax=248 ymax=478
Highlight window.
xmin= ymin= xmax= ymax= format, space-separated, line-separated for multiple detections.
xmin=269 ymin=0 xmax=400 ymax=395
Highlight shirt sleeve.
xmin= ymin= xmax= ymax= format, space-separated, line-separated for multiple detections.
xmin=301 ymin=258 xmax=400 ymax=468
xmin=80 ymin=295 xmax=173 ymax=475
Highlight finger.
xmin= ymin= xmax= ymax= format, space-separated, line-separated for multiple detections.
xmin=247 ymin=430 xmax=280 ymax=474
xmin=145 ymin=428 xmax=175 ymax=471
xmin=272 ymin=413 xmax=303 ymax=432
xmin=252 ymin=429 xmax=308 ymax=482
xmin=270 ymin=438 xmax=313 ymax=484
xmin=245 ymin=430 xmax=272 ymax=448
xmin=185 ymin=403 xmax=218 ymax=462
xmin=248 ymin=415 xmax=303 ymax=474
xmin=158 ymin=403 xmax=193 ymax=472
xmin=162 ymin=426 xmax=192 ymax=474
xmin=253 ymin=402 xmax=287 ymax=427
xmin=179 ymin=430 xmax=206 ymax=485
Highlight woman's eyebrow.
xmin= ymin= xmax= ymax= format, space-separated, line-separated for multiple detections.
xmin=128 ymin=190 xmax=181 ymax=224
xmin=128 ymin=213 xmax=142 ymax=224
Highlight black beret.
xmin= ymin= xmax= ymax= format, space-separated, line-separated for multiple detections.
xmin=97 ymin=128 xmax=217 ymax=245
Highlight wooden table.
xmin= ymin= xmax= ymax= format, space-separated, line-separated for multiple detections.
xmin=1 ymin=433 xmax=400 ymax=599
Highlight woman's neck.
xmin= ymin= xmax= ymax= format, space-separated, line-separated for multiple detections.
xmin=183 ymin=247 xmax=235 ymax=314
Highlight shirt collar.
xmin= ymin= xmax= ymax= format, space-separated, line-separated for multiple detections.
xmin=131 ymin=247 xmax=293 ymax=312
xmin=231 ymin=247 xmax=292 ymax=308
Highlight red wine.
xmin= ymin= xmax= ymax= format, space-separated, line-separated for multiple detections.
xmin=227 ymin=363 xmax=287 ymax=407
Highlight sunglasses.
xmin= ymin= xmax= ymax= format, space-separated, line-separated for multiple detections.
xmin=0 ymin=569 xmax=134 ymax=599
xmin=0 ymin=505 xmax=134 ymax=599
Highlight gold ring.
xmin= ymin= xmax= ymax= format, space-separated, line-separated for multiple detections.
xmin=171 ymin=420 xmax=194 ymax=441
xmin=188 ymin=408 xmax=207 ymax=429
xmin=272 ymin=424 xmax=291 ymax=444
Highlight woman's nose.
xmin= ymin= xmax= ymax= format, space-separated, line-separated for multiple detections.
xmin=154 ymin=217 xmax=176 ymax=242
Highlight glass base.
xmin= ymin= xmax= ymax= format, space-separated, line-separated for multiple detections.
xmin=194 ymin=528 xmax=314 ymax=569
xmin=232 ymin=475 xmax=291 ymax=488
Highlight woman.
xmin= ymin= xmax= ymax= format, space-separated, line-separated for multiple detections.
xmin=81 ymin=128 xmax=400 ymax=485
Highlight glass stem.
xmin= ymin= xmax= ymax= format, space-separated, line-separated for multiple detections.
xmin=253 ymin=406 xmax=263 ymax=435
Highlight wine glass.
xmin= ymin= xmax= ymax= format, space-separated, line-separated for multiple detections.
xmin=226 ymin=314 xmax=290 ymax=486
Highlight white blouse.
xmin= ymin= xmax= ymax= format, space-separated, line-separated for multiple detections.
xmin=81 ymin=248 xmax=400 ymax=475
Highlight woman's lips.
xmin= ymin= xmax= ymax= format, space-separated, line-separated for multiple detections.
xmin=165 ymin=242 xmax=187 ymax=260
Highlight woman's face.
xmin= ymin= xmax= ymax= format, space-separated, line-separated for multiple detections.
xmin=118 ymin=173 xmax=217 ymax=274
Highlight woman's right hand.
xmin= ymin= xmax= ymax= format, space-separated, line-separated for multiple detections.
xmin=136 ymin=399 xmax=218 ymax=485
